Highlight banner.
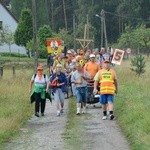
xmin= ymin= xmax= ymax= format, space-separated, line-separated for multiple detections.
xmin=47 ymin=39 xmax=63 ymax=54
xmin=111 ymin=49 xmax=124 ymax=65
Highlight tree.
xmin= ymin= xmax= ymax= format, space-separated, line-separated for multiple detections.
xmin=14 ymin=8 xmax=33 ymax=48
xmin=0 ymin=26 xmax=14 ymax=55
xmin=37 ymin=25 xmax=53 ymax=58
xmin=131 ymin=54 xmax=146 ymax=77
xmin=133 ymin=25 xmax=150 ymax=56
xmin=27 ymin=25 xmax=53 ymax=58
xmin=116 ymin=25 xmax=150 ymax=55
xmin=54 ymin=28 xmax=74 ymax=49
xmin=11 ymin=0 xmax=31 ymax=19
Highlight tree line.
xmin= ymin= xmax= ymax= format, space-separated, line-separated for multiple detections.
xmin=2 ymin=0 xmax=150 ymax=56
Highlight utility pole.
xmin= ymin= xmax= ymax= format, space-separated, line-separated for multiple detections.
xmin=100 ymin=10 xmax=104 ymax=50
xmin=100 ymin=9 xmax=108 ymax=52
xmin=32 ymin=0 xmax=38 ymax=69
xmin=103 ymin=11 xmax=108 ymax=52
xmin=62 ymin=0 xmax=67 ymax=30
xmin=73 ymin=15 xmax=76 ymax=51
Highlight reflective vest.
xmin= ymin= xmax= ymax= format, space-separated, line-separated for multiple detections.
xmin=99 ymin=69 xmax=115 ymax=94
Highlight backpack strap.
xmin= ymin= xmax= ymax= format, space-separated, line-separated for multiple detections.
xmin=44 ymin=74 xmax=46 ymax=79
xmin=34 ymin=74 xmax=36 ymax=79
xmin=34 ymin=74 xmax=46 ymax=83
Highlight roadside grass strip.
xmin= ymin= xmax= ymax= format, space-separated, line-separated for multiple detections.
xmin=0 ymin=69 xmax=33 ymax=148
xmin=115 ymin=60 xmax=150 ymax=150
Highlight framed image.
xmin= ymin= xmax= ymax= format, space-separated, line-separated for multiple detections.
xmin=112 ymin=49 xmax=124 ymax=65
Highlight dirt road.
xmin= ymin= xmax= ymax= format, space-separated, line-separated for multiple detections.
xmin=3 ymin=99 xmax=130 ymax=150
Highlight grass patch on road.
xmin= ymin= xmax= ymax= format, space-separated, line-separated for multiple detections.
xmin=115 ymin=59 xmax=150 ymax=150
xmin=63 ymin=98 xmax=81 ymax=149
xmin=63 ymin=98 xmax=85 ymax=150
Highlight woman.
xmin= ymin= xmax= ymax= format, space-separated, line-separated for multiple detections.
xmin=50 ymin=64 xmax=67 ymax=116
xmin=29 ymin=65 xmax=49 ymax=117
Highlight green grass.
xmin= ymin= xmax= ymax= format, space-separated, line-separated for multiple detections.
xmin=63 ymin=98 xmax=93 ymax=150
xmin=115 ymin=59 xmax=150 ymax=150
xmin=0 ymin=58 xmax=150 ymax=150
xmin=62 ymin=98 xmax=83 ymax=150
xmin=0 ymin=69 xmax=35 ymax=148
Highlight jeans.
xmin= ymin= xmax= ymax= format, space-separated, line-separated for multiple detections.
xmin=76 ymin=87 xmax=87 ymax=103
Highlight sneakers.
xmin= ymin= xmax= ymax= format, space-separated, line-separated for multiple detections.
xmin=76 ymin=108 xmax=81 ymax=115
xmin=41 ymin=113 xmax=44 ymax=116
xmin=109 ymin=114 xmax=115 ymax=120
xmin=102 ymin=116 xmax=107 ymax=120
xmin=57 ymin=111 xmax=60 ymax=116
xmin=82 ymin=107 xmax=86 ymax=114
xmin=60 ymin=109 xmax=64 ymax=114
xmin=102 ymin=114 xmax=115 ymax=120
xmin=76 ymin=112 xmax=81 ymax=115
xmin=35 ymin=112 xmax=39 ymax=117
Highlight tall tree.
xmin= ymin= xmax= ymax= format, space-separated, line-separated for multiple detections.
xmin=14 ymin=8 xmax=33 ymax=48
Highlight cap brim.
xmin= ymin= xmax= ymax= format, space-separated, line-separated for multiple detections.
xmin=104 ymin=61 xmax=110 ymax=63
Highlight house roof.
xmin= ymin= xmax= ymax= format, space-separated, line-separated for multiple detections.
xmin=0 ymin=0 xmax=18 ymax=23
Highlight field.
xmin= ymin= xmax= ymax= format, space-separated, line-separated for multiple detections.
xmin=115 ymin=58 xmax=150 ymax=150
xmin=0 ymin=57 xmax=150 ymax=150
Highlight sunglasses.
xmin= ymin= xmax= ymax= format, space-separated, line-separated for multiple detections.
xmin=37 ymin=69 xmax=43 ymax=71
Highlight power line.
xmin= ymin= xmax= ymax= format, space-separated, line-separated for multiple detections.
xmin=104 ymin=10 xmax=150 ymax=22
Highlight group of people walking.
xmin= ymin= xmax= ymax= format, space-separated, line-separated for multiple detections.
xmin=29 ymin=48 xmax=118 ymax=120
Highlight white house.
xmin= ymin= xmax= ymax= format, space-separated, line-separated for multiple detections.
xmin=0 ymin=0 xmax=26 ymax=54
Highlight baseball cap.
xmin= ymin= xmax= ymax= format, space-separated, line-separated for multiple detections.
xmin=90 ymin=54 xmax=95 ymax=58
xmin=56 ymin=64 xmax=62 ymax=68
xmin=104 ymin=60 xmax=110 ymax=63
xmin=37 ymin=65 xmax=43 ymax=70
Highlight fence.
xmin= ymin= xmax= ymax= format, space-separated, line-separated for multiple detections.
xmin=0 ymin=66 xmax=16 ymax=77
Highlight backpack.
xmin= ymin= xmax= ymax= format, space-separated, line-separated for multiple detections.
xmin=34 ymin=74 xmax=46 ymax=83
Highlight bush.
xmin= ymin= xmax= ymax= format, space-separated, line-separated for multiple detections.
xmin=0 ymin=52 xmax=27 ymax=58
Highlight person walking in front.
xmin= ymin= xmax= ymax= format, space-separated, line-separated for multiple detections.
xmin=50 ymin=64 xmax=67 ymax=116
xmin=29 ymin=65 xmax=49 ymax=117
xmin=84 ymin=54 xmax=100 ymax=79
xmin=93 ymin=59 xmax=118 ymax=120
xmin=71 ymin=63 xmax=91 ymax=115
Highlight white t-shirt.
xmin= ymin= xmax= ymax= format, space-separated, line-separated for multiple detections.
xmin=31 ymin=74 xmax=49 ymax=87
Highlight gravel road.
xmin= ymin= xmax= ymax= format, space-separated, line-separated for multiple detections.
xmin=3 ymin=99 xmax=130 ymax=150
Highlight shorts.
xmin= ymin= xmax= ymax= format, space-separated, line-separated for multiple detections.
xmin=100 ymin=94 xmax=114 ymax=104
xmin=76 ymin=87 xmax=87 ymax=103
xmin=54 ymin=88 xmax=65 ymax=104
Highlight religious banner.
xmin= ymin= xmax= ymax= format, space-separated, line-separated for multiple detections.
xmin=47 ymin=39 xmax=63 ymax=54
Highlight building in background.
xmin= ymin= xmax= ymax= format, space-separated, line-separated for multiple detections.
xmin=0 ymin=0 xmax=26 ymax=54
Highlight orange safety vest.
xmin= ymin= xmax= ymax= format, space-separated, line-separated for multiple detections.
xmin=99 ymin=69 xmax=115 ymax=94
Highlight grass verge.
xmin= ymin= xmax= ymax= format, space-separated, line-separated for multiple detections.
xmin=0 ymin=69 xmax=34 ymax=149
xmin=115 ymin=59 xmax=150 ymax=150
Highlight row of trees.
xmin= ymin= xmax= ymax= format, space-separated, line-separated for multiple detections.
xmin=2 ymin=0 xmax=150 ymax=57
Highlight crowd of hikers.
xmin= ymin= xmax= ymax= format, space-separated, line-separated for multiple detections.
xmin=29 ymin=47 xmax=118 ymax=120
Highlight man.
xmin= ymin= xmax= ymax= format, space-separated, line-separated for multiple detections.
xmin=93 ymin=59 xmax=118 ymax=120
xmin=84 ymin=54 xmax=100 ymax=79
xmin=71 ymin=63 xmax=91 ymax=115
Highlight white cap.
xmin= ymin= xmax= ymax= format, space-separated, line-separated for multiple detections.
xmin=56 ymin=64 xmax=62 ymax=68
xmin=90 ymin=54 xmax=95 ymax=58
